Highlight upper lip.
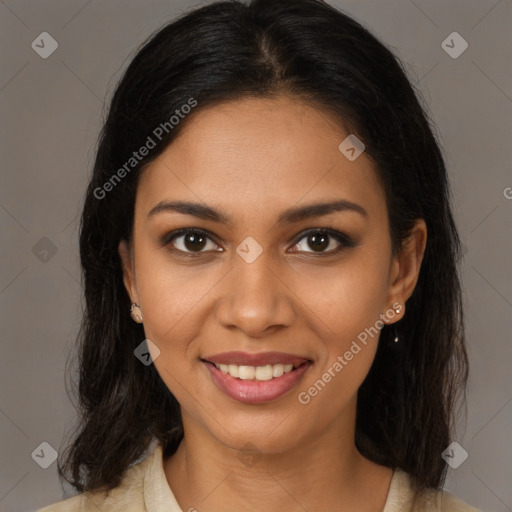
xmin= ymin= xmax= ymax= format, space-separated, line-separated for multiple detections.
xmin=202 ymin=351 xmax=311 ymax=367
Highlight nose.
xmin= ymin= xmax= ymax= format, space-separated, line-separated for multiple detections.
xmin=215 ymin=252 xmax=296 ymax=338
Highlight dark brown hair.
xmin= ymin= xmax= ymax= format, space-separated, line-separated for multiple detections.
xmin=58 ymin=0 xmax=469 ymax=500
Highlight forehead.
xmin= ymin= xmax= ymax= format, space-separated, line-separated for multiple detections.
xmin=136 ymin=95 xmax=385 ymax=221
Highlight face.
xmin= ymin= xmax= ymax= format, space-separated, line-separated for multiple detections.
xmin=119 ymin=95 xmax=426 ymax=455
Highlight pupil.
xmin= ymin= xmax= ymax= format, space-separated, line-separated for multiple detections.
xmin=185 ymin=233 xmax=206 ymax=251
xmin=309 ymin=233 xmax=329 ymax=251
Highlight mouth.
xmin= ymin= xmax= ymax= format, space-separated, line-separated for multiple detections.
xmin=202 ymin=360 xmax=307 ymax=380
xmin=201 ymin=351 xmax=313 ymax=404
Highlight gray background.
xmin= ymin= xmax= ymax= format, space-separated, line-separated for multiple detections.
xmin=0 ymin=0 xmax=511 ymax=511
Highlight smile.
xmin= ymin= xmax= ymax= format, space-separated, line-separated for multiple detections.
xmin=211 ymin=362 xmax=299 ymax=380
xmin=201 ymin=351 xmax=313 ymax=404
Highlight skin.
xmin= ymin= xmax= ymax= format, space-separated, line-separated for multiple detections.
xmin=119 ymin=95 xmax=427 ymax=512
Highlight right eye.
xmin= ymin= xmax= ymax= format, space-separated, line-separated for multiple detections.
xmin=163 ymin=228 xmax=223 ymax=255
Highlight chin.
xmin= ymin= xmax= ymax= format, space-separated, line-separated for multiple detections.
xmin=206 ymin=414 xmax=306 ymax=456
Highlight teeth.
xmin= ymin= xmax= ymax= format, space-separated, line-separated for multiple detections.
xmin=272 ymin=364 xmax=284 ymax=378
xmin=255 ymin=365 xmax=273 ymax=380
xmin=213 ymin=362 xmax=300 ymax=380
xmin=238 ymin=365 xmax=255 ymax=380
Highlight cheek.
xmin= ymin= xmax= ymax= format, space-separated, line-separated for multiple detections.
xmin=131 ymin=251 xmax=203 ymax=393
xmin=296 ymin=292 xmax=384 ymax=425
xmin=294 ymin=250 xmax=391 ymax=409
xmin=293 ymin=249 xmax=391 ymax=345
xmin=136 ymin=265 xmax=200 ymax=410
xmin=134 ymin=247 xmax=214 ymax=345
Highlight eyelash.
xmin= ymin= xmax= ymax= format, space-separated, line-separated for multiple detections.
xmin=161 ymin=227 xmax=355 ymax=257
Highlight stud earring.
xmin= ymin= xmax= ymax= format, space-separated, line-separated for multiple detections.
xmin=392 ymin=303 xmax=402 ymax=342
xmin=130 ymin=303 xmax=143 ymax=323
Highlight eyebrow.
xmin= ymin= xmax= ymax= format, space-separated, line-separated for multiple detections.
xmin=147 ymin=199 xmax=368 ymax=225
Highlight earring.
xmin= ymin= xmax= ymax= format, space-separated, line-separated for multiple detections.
xmin=393 ymin=303 xmax=402 ymax=342
xmin=130 ymin=303 xmax=143 ymax=323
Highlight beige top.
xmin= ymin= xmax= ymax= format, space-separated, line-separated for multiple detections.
xmin=38 ymin=443 xmax=481 ymax=512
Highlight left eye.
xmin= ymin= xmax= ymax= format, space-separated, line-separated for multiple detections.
xmin=291 ymin=229 xmax=349 ymax=254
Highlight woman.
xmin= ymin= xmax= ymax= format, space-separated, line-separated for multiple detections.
xmin=39 ymin=0 xmax=480 ymax=510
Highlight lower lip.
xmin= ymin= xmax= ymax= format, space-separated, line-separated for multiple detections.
xmin=203 ymin=361 xmax=312 ymax=405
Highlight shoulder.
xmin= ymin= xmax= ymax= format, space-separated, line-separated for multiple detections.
xmin=37 ymin=446 xmax=157 ymax=512
xmin=385 ymin=469 xmax=482 ymax=512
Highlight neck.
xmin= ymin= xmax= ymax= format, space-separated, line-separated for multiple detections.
xmin=163 ymin=398 xmax=393 ymax=512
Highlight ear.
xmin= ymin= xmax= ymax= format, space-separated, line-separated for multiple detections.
xmin=384 ymin=218 xmax=427 ymax=323
xmin=118 ymin=239 xmax=139 ymax=304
